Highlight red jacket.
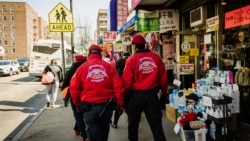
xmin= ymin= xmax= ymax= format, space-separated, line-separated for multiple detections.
xmin=70 ymin=54 xmax=125 ymax=107
xmin=122 ymin=50 xmax=168 ymax=95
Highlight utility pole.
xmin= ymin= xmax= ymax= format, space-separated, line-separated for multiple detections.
xmin=69 ymin=0 xmax=74 ymax=64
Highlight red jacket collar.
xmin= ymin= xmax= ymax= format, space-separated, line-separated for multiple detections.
xmin=88 ymin=54 xmax=102 ymax=60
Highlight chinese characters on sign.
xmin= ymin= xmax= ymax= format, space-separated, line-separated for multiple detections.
xmin=103 ymin=31 xmax=117 ymax=43
xmin=159 ymin=9 xmax=179 ymax=33
xmin=136 ymin=10 xmax=160 ymax=31
xmin=117 ymin=0 xmax=128 ymax=30
xmin=225 ymin=5 xmax=250 ymax=29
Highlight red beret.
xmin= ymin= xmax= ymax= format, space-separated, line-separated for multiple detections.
xmin=74 ymin=55 xmax=87 ymax=62
xmin=89 ymin=44 xmax=102 ymax=52
xmin=132 ymin=34 xmax=146 ymax=44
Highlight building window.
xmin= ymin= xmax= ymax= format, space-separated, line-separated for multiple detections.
xmin=2 ymin=15 xmax=7 ymax=21
xmin=2 ymin=7 xmax=6 ymax=13
xmin=4 ymin=47 xmax=8 ymax=53
xmin=10 ymin=8 xmax=14 ymax=13
xmin=10 ymin=16 xmax=14 ymax=21
xmin=11 ymin=32 xmax=15 ymax=38
xmin=12 ymin=48 xmax=15 ymax=54
xmin=11 ymin=24 xmax=14 ymax=30
xmin=11 ymin=40 xmax=15 ymax=46
xmin=3 ymin=32 xmax=7 ymax=38
xmin=4 ymin=40 xmax=7 ymax=45
xmin=2 ymin=24 xmax=6 ymax=30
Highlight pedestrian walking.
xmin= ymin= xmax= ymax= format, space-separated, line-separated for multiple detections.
xmin=111 ymin=52 xmax=130 ymax=128
xmin=122 ymin=34 xmax=168 ymax=141
xmin=70 ymin=44 xmax=125 ymax=141
xmin=43 ymin=59 xmax=63 ymax=108
xmin=55 ymin=10 xmax=61 ymax=23
xmin=60 ymin=7 xmax=67 ymax=23
xmin=61 ymin=55 xmax=88 ymax=141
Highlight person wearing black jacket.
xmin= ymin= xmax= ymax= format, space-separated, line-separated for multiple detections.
xmin=61 ymin=55 xmax=88 ymax=141
xmin=111 ymin=52 xmax=130 ymax=128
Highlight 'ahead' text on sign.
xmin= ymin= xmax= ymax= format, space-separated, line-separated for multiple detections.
xmin=49 ymin=23 xmax=73 ymax=32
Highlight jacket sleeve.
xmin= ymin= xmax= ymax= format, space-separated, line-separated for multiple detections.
xmin=159 ymin=59 xmax=168 ymax=95
xmin=69 ymin=68 xmax=82 ymax=107
xmin=111 ymin=65 xmax=125 ymax=107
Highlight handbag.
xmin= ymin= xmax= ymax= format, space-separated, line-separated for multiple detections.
xmin=41 ymin=71 xmax=55 ymax=85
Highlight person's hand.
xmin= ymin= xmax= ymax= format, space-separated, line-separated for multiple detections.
xmin=117 ymin=106 xmax=124 ymax=115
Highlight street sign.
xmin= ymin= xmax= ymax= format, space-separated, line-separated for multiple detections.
xmin=48 ymin=3 xmax=74 ymax=32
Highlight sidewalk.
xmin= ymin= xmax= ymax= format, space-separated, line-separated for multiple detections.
xmin=15 ymin=95 xmax=182 ymax=141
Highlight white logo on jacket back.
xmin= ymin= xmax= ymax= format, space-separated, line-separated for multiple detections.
xmin=138 ymin=57 xmax=157 ymax=74
xmin=87 ymin=64 xmax=108 ymax=82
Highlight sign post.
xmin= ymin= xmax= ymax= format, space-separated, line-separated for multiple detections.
xmin=49 ymin=2 xmax=74 ymax=76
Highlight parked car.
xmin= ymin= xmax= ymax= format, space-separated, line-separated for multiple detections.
xmin=0 ymin=60 xmax=20 ymax=76
xmin=17 ymin=58 xmax=29 ymax=72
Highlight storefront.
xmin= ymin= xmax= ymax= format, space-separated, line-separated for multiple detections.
xmin=121 ymin=0 xmax=250 ymax=131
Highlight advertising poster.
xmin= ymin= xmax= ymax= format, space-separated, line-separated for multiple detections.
xmin=206 ymin=16 xmax=219 ymax=33
xmin=161 ymin=34 xmax=175 ymax=59
xmin=179 ymin=64 xmax=194 ymax=75
xmin=145 ymin=32 xmax=160 ymax=52
xmin=159 ymin=9 xmax=179 ymax=33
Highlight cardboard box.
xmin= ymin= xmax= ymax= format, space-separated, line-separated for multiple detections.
xmin=180 ymin=128 xmax=208 ymax=141
xmin=165 ymin=104 xmax=178 ymax=123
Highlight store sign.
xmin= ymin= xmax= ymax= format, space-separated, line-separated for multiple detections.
xmin=225 ymin=5 xmax=250 ymax=29
xmin=117 ymin=0 xmax=128 ymax=30
xmin=181 ymin=42 xmax=191 ymax=52
xmin=179 ymin=64 xmax=194 ymax=75
xmin=206 ymin=16 xmax=219 ymax=33
xmin=101 ymin=43 xmax=113 ymax=52
xmin=179 ymin=56 xmax=189 ymax=64
xmin=136 ymin=10 xmax=160 ymax=31
xmin=202 ymin=96 xmax=212 ymax=107
xmin=103 ymin=31 xmax=117 ymax=43
xmin=159 ymin=9 xmax=179 ymax=33
xmin=131 ymin=0 xmax=142 ymax=10
xmin=189 ymin=48 xmax=199 ymax=56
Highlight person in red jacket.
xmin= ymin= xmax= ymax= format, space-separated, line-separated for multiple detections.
xmin=70 ymin=44 xmax=124 ymax=141
xmin=122 ymin=34 xmax=168 ymax=141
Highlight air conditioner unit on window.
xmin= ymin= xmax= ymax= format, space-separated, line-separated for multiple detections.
xmin=190 ymin=6 xmax=203 ymax=27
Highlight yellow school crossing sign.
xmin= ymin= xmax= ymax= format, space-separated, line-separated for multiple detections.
xmin=49 ymin=3 xmax=74 ymax=32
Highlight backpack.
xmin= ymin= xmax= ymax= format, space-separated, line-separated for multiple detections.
xmin=41 ymin=65 xmax=55 ymax=85
xmin=235 ymin=67 xmax=250 ymax=86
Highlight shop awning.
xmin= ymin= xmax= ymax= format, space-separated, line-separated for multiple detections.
xmin=118 ymin=15 xmax=137 ymax=34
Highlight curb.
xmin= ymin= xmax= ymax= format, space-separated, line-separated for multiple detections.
xmin=11 ymin=107 xmax=45 ymax=141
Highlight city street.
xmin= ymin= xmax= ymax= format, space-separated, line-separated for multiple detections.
xmin=0 ymin=72 xmax=46 ymax=141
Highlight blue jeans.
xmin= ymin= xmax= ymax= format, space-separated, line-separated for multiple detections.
xmin=69 ymin=97 xmax=87 ymax=138
xmin=84 ymin=104 xmax=113 ymax=141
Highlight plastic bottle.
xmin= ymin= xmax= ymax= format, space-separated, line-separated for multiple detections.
xmin=178 ymin=96 xmax=186 ymax=113
xmin=169 ymin=94 xmax=174 ymax=107
xmin=210 ymin=121 xmax=216 ymax=140
xmin=172 ymin=89 xmax=179 ymax=108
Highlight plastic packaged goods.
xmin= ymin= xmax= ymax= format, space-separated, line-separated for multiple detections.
xmin=210 ymin=121 xmax=216 ymax=140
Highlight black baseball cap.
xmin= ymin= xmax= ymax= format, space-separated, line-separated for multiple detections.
xmin=185 ymin=93 xmax=199 ymax=102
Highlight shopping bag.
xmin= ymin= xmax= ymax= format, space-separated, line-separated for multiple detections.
xmin=41 ymin=71 xmax=55 ymax=85
xmin=61 ymin=87 xmax=69 ymax=99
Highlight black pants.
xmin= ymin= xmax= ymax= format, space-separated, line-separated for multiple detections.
xmin=127 ymin=89 xmax=166 ymax=141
